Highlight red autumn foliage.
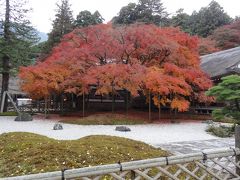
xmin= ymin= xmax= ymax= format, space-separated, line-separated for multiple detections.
xmin=211 ymin=20 xmax=240 ymax=50
xmin=86 ymin=62 xmax=145 ymax=96
xmin=19 ymin=24 xmax=213 ymax=111
xmin=198 ymin=38 xmax=219 ymax=55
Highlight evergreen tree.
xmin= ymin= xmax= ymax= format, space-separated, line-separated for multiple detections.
xmin=74 ymin=10 xmax=104 ymax=27
xmin=189 ymin=1 xmax=232 ymax=37
xmin=206 ymin=75 xmax=240 ymax=122
xmin=46 ymin=0 xmax=74 ymax=53
xmin=0 ymin=0 xmax=38 ymax=111
xmin=113 ymin=0 xmax=169 ymax=26
xmin=171 ymin=9 xmax=191 ymax=33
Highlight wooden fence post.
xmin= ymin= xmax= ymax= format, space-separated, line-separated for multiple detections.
xmin=235 ymin=125 xmax=240 ymax=175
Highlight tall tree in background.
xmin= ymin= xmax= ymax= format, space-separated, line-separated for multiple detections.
xmin=112 ymin=0 xmax=168 ymax=26
xmin=46 ymin=0 xmax=74 ymax=53
xmin=171 ymin=9 xmax=191 ymax=33
xmin=74 ymin=10 xmax=104 ymax=27
xmin=189 ymin=0 xmax=231 ymax=37
xmin=0 ymin=0 xmax=38 ymax=111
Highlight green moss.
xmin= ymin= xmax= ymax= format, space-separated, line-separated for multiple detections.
xmin=0 ymin=132 xmax=168 ymax=177
xmin=60 ymin=114 xmax=145 ymax=125
xmin=0 ymin=112 xmax=18 ymax=116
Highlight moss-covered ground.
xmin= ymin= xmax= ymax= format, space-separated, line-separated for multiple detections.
xmin=0 ymin=111 xmax=18 ymax=116
xmin=0 ymin=132 xmax=168 ymax=178
xmin=60 ymin=113 xmax=145 ymax=125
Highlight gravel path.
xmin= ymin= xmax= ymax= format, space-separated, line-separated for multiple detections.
xmin=0 ymin=116 xmax=221 ymax=146
xmin=157 ymin=138 xmax=234 ymax=154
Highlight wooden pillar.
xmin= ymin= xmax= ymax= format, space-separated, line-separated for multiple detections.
xmin=126 ymin=90 xmax=128 ymax=118
xmin=158 ymin=94 xmax=161 ymax=121
xmin=60 ymin=94 xmax=64 ymax=115
xmin=111 ymin=85 xmax=114 ymax=114
xmin=235 ymin=125 xmax=240 ymax=175
xmin=44 ymin=97 xmax=47 ymax=119
xmin=148 ymin=92 xmax=151 ymax=122
xmin=82 ymin=92 xmax=85 ymax=117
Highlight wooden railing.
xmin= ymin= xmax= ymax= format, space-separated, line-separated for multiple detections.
xmin=1 ymin=147 xmax=240 ymax=180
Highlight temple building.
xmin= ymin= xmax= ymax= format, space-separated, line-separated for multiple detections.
xmin=201 ymin=46 xmax=240 ymax=83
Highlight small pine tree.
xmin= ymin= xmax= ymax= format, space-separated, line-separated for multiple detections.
xmin=206 ymin=75 xmax=240 ymax=122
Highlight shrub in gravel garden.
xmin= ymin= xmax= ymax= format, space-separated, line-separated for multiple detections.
xmin=206 ymin=75 xmax=240 ymax=124
xmin=206 ymin=124 xmax=235 ymax=137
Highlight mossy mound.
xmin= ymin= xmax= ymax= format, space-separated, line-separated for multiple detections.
xmin=0 ymin=132 xmax=168 ymax=177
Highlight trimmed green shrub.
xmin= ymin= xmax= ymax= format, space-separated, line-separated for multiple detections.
xmin=206 ymin=125 xmax=235 ymax=137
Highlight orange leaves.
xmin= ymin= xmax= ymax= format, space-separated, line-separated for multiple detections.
xmin=86 ymin=63 xmax=145 ymax=96
xmin=145 ymin=66 xmax=191 ymax=96
xmin=170 ymin=97 xmax=190 ymax=112
xmin=145 ymin=66 xmax=192 ymax=112
xmin=19 ymin=61 xmax=71 ymax=99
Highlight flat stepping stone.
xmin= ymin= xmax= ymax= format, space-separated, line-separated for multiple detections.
xmin=115 ymin=126 xmax=131 ymax=132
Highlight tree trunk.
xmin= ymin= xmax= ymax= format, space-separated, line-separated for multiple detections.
xmin=1 ymin=0 xmax=11 ymax=112
xmin=235 ymin=99 xmax=240 ymax=112
xmin=1 ymin=57 xmax=10 ymax=112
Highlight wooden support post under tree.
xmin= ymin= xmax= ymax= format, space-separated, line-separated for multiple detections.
xmin=148 ymin=91 xmax=151 ymax=122
xmin=44 ymin=97 xmax=47 ymax=119
xmin=1 ymin=91 xmax=20 ymax=114
xmin=235 ymin=125 xmax=240 ymax=175
xmin=60 ymin=94 xmax=64 ymax=115
xmin=126 ymin=90 xmax=129 ymax=118
xmin=82 ymin=92 xmax=85 ymax=117
xmin=111 ymin=84 xmax=114 ymax=114
xmin=158 ymin=94 xmax=161 ymax=121
xmin=0 ymin=91 xmax=32 ymax=121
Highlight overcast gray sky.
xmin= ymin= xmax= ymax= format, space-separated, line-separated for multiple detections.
xmin=28 ymin=0 xmax=240 ymax=33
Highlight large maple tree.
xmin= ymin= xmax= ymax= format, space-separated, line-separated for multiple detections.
xmin=19 ymin=23 xmax=213 ymax=114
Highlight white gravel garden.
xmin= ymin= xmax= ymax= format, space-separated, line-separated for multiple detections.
xmin=0 ymin=116 xmax=219 ymax=146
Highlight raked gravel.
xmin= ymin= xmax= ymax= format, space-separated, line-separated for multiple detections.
xmin=0 ymin=116 xmax=220 ymax=147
